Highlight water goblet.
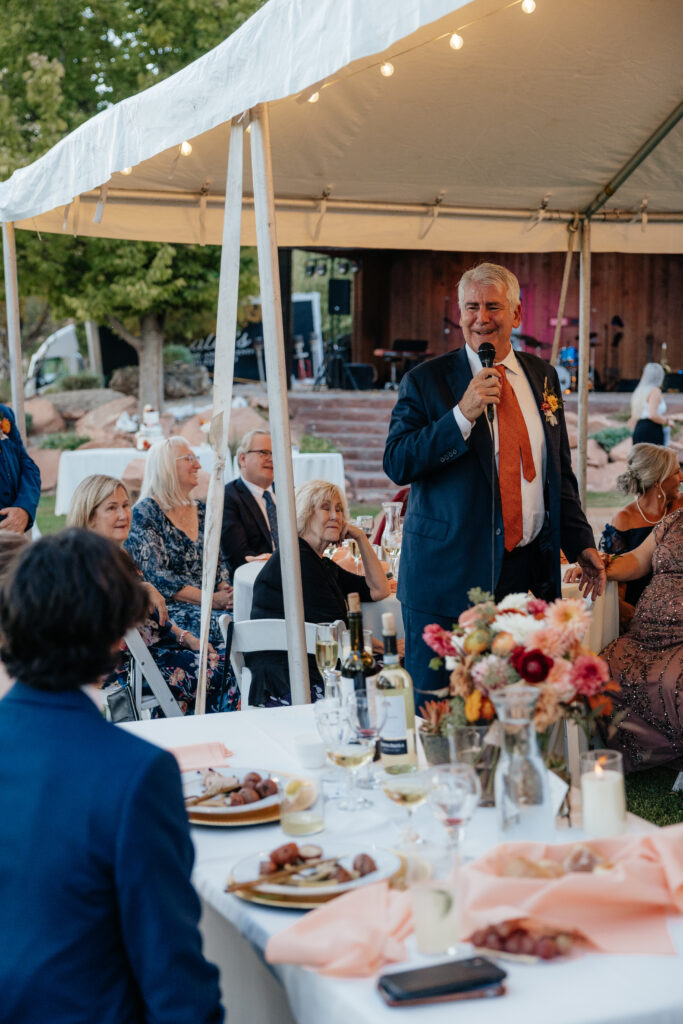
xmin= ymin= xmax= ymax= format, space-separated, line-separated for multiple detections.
xmin=427 ymin=764 xmax=481 ymax=853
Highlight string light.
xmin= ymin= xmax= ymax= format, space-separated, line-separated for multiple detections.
xmin=521 ymin=0 xmax=536 ymax=12
xmin=119 ymin=167 xmax=133 ymax=176
xmin=380 ymin=61 xmax=395 ymax=77
xmin=308 ymin=91 xmax=320 ymax=104
xmin=179 ymin=140 xmax=193 ymax=156
xmin=449 ymin=33 xmax=464 ymax=50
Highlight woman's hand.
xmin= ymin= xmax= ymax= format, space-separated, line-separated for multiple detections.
xmin=339 ymin=519 xmax=364 ymax=543
xmin=212 ymin=587 xmax=233 ymax=610
xmin=142 ymin=582 xmax=168 ymax=625
xmin=563 ymin=565 xmax=583 ymax=583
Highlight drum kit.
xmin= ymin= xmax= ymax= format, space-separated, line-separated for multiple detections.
xmin=518 ymin=335 xmax=595 ymax=393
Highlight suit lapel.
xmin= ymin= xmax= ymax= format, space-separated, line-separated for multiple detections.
xmin=516 ymin=352 xmax=559 ymax=470
xmin=236 ymin=478 xmax=272 ymax=548
xmin=445 ymin=347 xmax=497 ymax=494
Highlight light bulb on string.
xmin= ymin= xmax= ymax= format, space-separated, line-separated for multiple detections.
xmin=380 ymin=61 xmax=395 ymax=77
xmin=449 ymin=33 xmax=464 ymax=50
xmin=179 ymin=140 xmax=193 ymax=156
xmin=521 ymin=0 xmax=536 ymax=13
xmin=308 ymin=91 xmax=320 ymax=104
xmin=120 ymin=167 xmax=133 ymax=176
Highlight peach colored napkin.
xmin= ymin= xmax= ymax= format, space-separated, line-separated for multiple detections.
xmin=330 ymin=547 xmax=389 ymax=575
xmin=170 ymin=742 xmax=233 ymax=773
xmin=265 ymin=882 xmax=412 ymax=977
xmin=461 ymin=824 xmax=683 ymax=955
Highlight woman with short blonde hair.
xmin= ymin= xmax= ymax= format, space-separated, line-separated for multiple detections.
xmin=247 ymin=479 xmax=389 ymax=707
xmin=630 ymin=362 xmax=672 ymax=445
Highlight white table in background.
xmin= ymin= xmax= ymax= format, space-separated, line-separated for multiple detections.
xmin=55 ymin=447 xmax=346 ymax=515
xmin=232 ymin=560 xmax=403 ymax=639
xmin=122 ymin=707 xmax=683 ymax=1024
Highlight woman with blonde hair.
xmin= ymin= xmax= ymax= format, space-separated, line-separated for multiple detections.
xmin=599 ymin=444 xmax=681 ymax=631
xmin=68 ymin=473 xmax=227 ymax=714
xmin=125 ymin=437 xmax=239 ymax=710
xmin=247 ymin=479 xmax=390 ymax=706
xmin=630 ymin=362 xmax=673 ymax=445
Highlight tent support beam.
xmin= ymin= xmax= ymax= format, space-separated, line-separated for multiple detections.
xmin=583 ymin=99 xmax=683 ymax=219
xmin=550 ymin=217 xmax=579 ymax=367
xmin=250 ymin=103 xmax=310 ymax=705
xmin=2 ymin=223 xmax=26 ymax=440
xmin=577 ymin=219 xmax=591 ymax=509
xmin=195 ymin=120 xmax=244 ymax=715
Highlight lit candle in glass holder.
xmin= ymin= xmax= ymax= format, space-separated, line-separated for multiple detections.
xmin=580 ymin=750 xmax=627 ymax=837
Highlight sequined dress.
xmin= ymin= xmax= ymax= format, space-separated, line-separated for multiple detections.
xmin=601 ymin=509 xmax=683 ymax=772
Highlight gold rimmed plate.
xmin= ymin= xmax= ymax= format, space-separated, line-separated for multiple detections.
xmin=182 ymin=765 xmax=283 ymax=827
xmin=227 ymin=845 xmax=403 ymax=908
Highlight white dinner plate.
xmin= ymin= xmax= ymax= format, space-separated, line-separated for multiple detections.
xmin=182 ymin=766 xmax=281 ymax=826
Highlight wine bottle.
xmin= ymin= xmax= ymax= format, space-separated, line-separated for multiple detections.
xmin=340 ymin=593 xmax=377 ymax=702
xmin=375 ymin=612 xmax=417 ymax=774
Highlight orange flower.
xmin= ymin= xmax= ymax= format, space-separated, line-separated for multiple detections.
xmin=1 ymin=418 xmax=10 ymax=435
xmin=588 ymin=693 xmax=613 ymax=717
xmin=465 ymin=689 xmax=482 ymax=723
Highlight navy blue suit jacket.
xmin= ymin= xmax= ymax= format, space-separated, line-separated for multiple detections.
xmin=0 ymin=684 xmax=223 ymax=1024
xmin=383 ymin=347 xmax=594 ymax=617
xmin=0 ymin=404 xmax=40 ymax=528
xmin=221 ymin=477 xmax=273 ymax=574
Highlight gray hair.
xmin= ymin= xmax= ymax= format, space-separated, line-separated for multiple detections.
xmin=237 ymin=428 xmax=271 ymax=463
xmin=140 ymin=436 xmax=194 ymax=510
xmin=616 ymin=443 xmax=678 ymax=496
xmin=631 ymin=363 xmax=666 ymax=420
xmin=67 ymin=474 xmax=129 ymax=529
xmin=295 ymin=479 xmax=347 ymax=536
xmin=458 ymin=262 xmax=521 ymax=313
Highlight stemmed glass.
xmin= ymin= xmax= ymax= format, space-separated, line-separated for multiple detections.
xmin=356 ymin=515 xmax=374 ymax=539
xmin=315 ymin=623 xmax=339 ymax=676
xmin=381 ymin=501 xmax=403 ymax=582
xmin=427 ymin=764 xmax=481 ymax=853
xmin=317 ymin=693 xmax=385 ymax=810
xmin=344 ymin=537 xmax=362 ymax=574
xmin=382 ymin=771 xmax=434 ymax=845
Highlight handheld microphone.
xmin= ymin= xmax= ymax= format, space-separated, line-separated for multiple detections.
xmin=478 ymin=342 xmax=496 ymax=422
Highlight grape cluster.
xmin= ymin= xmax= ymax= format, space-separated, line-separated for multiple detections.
xmin=471 ymin=922 xmax=572 ymax=960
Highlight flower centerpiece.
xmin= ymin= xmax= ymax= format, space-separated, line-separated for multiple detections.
xmin=422 ymin=588 xmax=618 ymax=738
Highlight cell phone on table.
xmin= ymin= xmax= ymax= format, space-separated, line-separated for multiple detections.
xmin=377 ymin=956 xmax=507 ymax=1007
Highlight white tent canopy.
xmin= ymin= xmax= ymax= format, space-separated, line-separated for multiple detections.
xmin=1 ymin=0 xmax=682 ymax=253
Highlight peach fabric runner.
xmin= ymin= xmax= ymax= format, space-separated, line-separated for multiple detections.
xmin=170 ymin=742 xmax=233 ymax=773
xmin=461 ymin=824 xmax=683 ymax=955
xmin=265 ymin=881 xmax=412 ymax=977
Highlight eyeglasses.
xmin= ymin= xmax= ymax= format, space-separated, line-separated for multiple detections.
xmin=247 ymin=449 xmax=273 ymax=458
xmin=175 ymin=453 xmax=201 ymax=465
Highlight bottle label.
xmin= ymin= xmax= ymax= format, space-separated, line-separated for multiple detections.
xmin=377 ymin=693 xmax=408 ymax=756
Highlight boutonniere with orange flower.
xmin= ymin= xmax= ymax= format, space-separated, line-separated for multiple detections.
xmin=0 ymin=417 xmax=11 ymax=441
xmin=541 ymin=378 xmax=561 ymax=426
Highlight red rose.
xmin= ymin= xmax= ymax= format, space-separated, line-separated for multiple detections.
xmin=510 ymin=647 xmax=553 ymax=683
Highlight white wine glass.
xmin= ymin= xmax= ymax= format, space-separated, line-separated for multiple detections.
xmin=382 ymin=771 xmax=433 ymax=846
xmin=427 ymin=764 xmax=481 ymax=853
xmin=344 ymin=536 xmax=362 ymax=574
xmin=356 ymin=515 xmax=374 ymax=539
xmin=315 ymin=623 xmax=339 ymax=676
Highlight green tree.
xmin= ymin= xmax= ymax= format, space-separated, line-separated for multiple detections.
xmin=0 ymin=0 xmax=266 ymax=409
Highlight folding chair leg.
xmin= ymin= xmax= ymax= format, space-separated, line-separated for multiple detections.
xmin=124 ymin=629 xmax=184 ymax=718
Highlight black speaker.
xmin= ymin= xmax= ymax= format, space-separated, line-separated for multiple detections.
xmin=328 ymin=278 xmax=351 ymax=315
xmin=344 ymin=363 xmax=375 ymax=390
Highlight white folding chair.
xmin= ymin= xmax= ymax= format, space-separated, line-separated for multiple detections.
xmin=219 ymin=614 xmax=343 ymax=708
xmin=124 ymin=628 xmax=184 ymax=718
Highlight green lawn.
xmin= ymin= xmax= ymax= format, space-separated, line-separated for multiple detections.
xmin=36 ymin=493 xmax=65 ymax=535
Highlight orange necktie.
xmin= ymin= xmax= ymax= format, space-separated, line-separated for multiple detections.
xmin=497 ymin=367 xmax=536 ymax=552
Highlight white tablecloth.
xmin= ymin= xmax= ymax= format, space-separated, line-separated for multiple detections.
xmin=123 ymin=707 xmax=683 ymax=1024
xmin=55 ymin=448 xmax=345 ymax=516
xmin=561 ymin=575 xmax=619 ymax=653
xmin=232 ymin=560 xmax=403 ymax=639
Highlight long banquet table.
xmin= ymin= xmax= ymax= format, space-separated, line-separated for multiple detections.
xmin=123 ymin=707 xmax=683 ymax=1024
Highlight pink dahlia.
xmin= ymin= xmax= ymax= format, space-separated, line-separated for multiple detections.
xmin=570 ymin=653 xmax=610 ymax=697
xmin=545 ymin=598 xmax=590 ymax=646
xmin=526 ymin=625 xmax=568 ymax=659
xmin=422 ymin=623 xmax=457 ymax=658
xmin=527 ymin=597 xmax=549 ymax=618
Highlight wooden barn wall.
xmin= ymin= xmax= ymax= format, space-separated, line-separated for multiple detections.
xmin=354 ymin=251 xmax=683 ymax=386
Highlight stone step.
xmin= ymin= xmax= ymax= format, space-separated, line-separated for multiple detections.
xmin=345 ymin=469 xmax=397 ymax=490
xmin=301 ymin=421 xmax=390 ymax=438
xmin=343 ymin=458 xmax=385 ymax=472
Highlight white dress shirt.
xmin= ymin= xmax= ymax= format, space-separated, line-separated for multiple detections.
xmin=453 ymin=345 xmax=547 ymax=547
xmin=240 ymin=474 xmax=276 ymax=540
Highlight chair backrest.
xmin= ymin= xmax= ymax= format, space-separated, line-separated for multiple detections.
xmin=124 ymin=628 xmax=184 ymax=718
xmin=232 ymin=560 xmax=267 ymax=621
xmin=219 ymin=615 xmax=343 ymax=709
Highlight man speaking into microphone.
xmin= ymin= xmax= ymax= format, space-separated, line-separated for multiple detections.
xmin=383 ymin=262 xmax=605 ymax=704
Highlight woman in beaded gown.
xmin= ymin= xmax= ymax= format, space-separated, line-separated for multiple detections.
xmin=600 ymin=508 xmax=683 ymax=772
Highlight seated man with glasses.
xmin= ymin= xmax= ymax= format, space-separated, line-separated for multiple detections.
xmin=221 ymin=429 xmax=278 ymax=574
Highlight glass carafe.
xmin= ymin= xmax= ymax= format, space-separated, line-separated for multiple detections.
xmin=381 ymin=501 xmax=403 ymax=582
xmin=491 ymin=686 xmax=552 ymax=841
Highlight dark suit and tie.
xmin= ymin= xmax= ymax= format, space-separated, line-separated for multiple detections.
xmin=221 ymin=476 xmax=275 ymax=574
xmin=383 ymin=265 xmax=603 ymax=704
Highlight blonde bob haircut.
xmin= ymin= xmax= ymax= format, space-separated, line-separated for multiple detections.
xmin=295 ymin=479 xmax=348 ymax=536
xmin=140 ymin=436 xmax=195 ymax=510
xmin=616 ymin=443 xmax=679 ymax=497
xmin=67 ymin=474 xmax=129 ymax=529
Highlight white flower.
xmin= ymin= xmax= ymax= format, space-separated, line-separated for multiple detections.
xmin=491 ymin=613 xmax=539 ymax=645
xmin=496 ymin=593 xmax=530 ymax=613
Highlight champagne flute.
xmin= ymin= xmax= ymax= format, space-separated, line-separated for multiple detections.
xmin=315 ymin=623 xmax=339 ymax=675
xmin=344 ymin=536 xmax=362 ymax=574
xmin=382 ymin=523 xmax=403 ymax=582
xmin=427 ymin=764 xmax=481 ymax=853
xmin=382 ymin=771 xmax=433 ymax=845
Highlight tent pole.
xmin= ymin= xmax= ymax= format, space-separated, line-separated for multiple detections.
xmin=250 ymin=103 xmax=310 ymax=705
xmin=549 ymin=217 xmax=579 ymax=367
xmin=2 ymin=223 xmax=26 ymax=440
xmin=577 ymin=218 xmax=591 ymax=509
xmin=195 ymin=120 xmax=244 ymax=715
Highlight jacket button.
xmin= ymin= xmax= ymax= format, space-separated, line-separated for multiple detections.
xmin=495 ymin=528 xmax=502 ymax=536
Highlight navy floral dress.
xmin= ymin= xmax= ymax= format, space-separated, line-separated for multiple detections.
xmin=125 ymin=498 xmax=239 ymax=711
